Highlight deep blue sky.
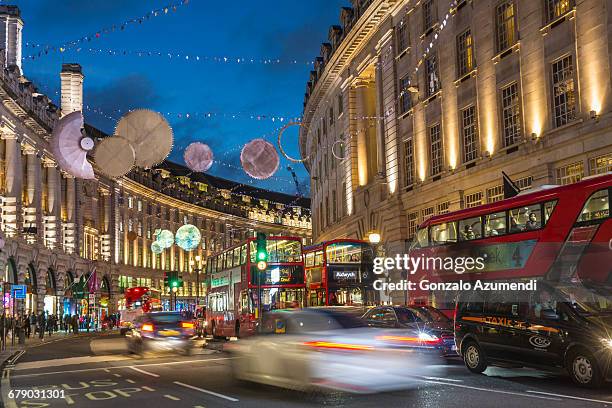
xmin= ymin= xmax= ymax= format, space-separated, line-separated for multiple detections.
xmin=10 ymin=0 xmax=349 ymax=196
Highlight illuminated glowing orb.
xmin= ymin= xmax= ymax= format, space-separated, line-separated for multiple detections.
xmin=184 ymin=142 xmax=214 ymax=172
xmin=155 ymin=229 xmax=174 ymax=249
xmin=175 ymin=224 xmax=201 ymax=251
xmin=150 ymin=241 xmax=163 ymax=254
xmin=240 ymin=139 xmax=279 ymax=180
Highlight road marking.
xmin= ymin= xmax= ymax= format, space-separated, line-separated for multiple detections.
xmin=10 ymin=357 xmax=234 ymax=378
xmin=422 ymin=376 xmax=463 ymax=382
xmin=174 ymin=381 xmax=239 ymax=402
xmin=1 ymin=369 xmax=17 ymax=408
xmin=126 ymin=379 xmax=136 ymax=383
xmin=104 ymin=369 xmax=111 ymax=373
xmin=14 ymin=355 xmax=130 ymax=370
xmin=423 ymin=380 xmax=561 ymax=401
xmin=194 ymin=406 xmax=206 ymax=408
xmin=113 ymin=373 xmax=122 ymax=377
xmin=129 ymin=366 xmax=160 ymax=377
xmin=164 ymin=394 xmax=180 ymax=401
xmin=142 ymin=386 xmax=155 ymax=391
xmin=527 ymin=390 xmax=612 ymax=404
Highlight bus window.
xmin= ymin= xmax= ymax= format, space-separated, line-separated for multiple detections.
xmin=314 ymin=251 xmax=323 ymax=266
xmin=430 ymin=222 xmax=457 ymax=245
xmin=458 ymin=217 xmax=481 ymax=241
xmin=577 ymin=189 xmax=609 ymax=223
xmin=544 ymin=200 xmax=557 ymax=224
xmin=240 ymin=244 xmax=247 ymax=265
xmin=484 ymin=211 xmax=506 ymax=237
xmin=276 ymin=239 xmax=302 ymax=262
xmin=326 ymin=242 xmax=362 ymax=263
xmin=510 ymin=203 xmax=541 ymax=232
xmin=305 ymin=252 xmax=315 ymax=267
xmin=414 ymin=227 xmax=429 ymax=248
xmin=233 ymin=247 xmax=241 ymax=266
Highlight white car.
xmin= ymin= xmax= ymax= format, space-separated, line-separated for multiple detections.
xmin=227 ymin=308 xmax=445 ymax=394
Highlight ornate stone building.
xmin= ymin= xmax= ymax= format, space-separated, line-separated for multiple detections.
xmin=301 ymin=0 xmax=611 ymax=302
xmin=0 ymin=5 xmax=311 ymax=317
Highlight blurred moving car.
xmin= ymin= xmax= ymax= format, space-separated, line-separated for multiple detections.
xmin=126 ymin=311 xmax=195 ymax=355
xmin=227 ymin=308 xmax=445 ymax=394
xmin=362 ymin=305 xmax=456 ymax=356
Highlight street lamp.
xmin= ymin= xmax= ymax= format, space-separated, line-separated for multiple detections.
xmin=368 ymin=232 xmax=381 ymax=244
xmin=193 ymin=255 xmax=202 ymax=307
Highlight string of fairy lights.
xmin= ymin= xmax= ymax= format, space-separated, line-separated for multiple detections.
xmin=24 ymin=0 xmax=191 ymax=59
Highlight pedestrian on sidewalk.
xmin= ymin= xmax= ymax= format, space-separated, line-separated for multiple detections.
xmin=37 ymin=312 xmax=45 ymax=340
xmin=47 ymin=314 xmax=54 ymax=337
xmin=85 ymin=315 xmax=90 ymax=333
xmin=71 ymin=314 xmax=78 ymax=334
xmin=24 ymin=313 xmax=31 ymax=338
xmin=64 ymin=314 xmax=70 ymax=333
xmin=30 ymin=313 xmax=37 ymax=337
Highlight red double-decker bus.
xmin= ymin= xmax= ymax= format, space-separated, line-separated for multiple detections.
xmin=407 ymin=173 xmax=612 ymax=313
xmin=205 ymin=236 xmax=305 ymax=338
xmin=304 ymin=239 xmax=378 ymax=306
xmin=119 ymin=287 xmax=162 ymax=334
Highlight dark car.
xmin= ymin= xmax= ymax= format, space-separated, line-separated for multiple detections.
xmin=455 ymin=283 xmax=612 ymax=388
xmin=126 ymin=311 xmax=195 ymax=355
xmin=361 ymin=305 xmax=456 ymax=355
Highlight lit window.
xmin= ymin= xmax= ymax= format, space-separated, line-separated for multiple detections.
xmin=465 ymin=191 xmax=483 ymax=208
xmin=546 ymin=0 xmax=574 ymax=22
xmin=457 ymin=29 xmax=474 ymax=77
xmin=399 ymin=75 xmax=413 ymax=114
xmin=551 ymin=55 xmax=576 ymax=128
xmin=425 ymin=54 xmax=440 ymax=97
xmin=403 ymin=138 xmax=415 ymax=186
xmin=589 ymin=154 xmax=612 ymax=175
xmin=486 ymin=185 xmax=504 ymax=203
xmin=429 ymin=124 xmax=443 ymax=176
xmin=501 ymin=82 xmax=521 ymax=147
xmin=556 ymin=161 xmax=584 ymax=185
xmin=421 ymin=207 xmax=435 ymax=222
xmin=461 ymin=106 xmax=479 ymax=163
xmin=495 ymin=1 xmax=516 ymax=53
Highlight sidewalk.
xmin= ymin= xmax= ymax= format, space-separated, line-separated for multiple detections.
xmin=0 ymin=330 xmax=102 ymax=370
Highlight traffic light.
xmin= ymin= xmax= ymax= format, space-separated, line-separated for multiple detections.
xmin=163 ymin=272 xmax=170 ymax=290
xmin=169 ymin=272 xmax=183 ymax=289
xmin=256 ymin=232 xmax=268 ymax=270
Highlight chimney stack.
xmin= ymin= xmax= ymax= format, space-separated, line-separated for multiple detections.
xmin=0 ymin=5 xmax=23 ymax=73
xmin=60 ymin=63 xmax=84 ymax=116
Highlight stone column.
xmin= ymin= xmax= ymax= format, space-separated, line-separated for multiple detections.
xmin=353 ymin=78 xmax=378 ymax=186
xmin=2 ymin=132 xmax=22 ymax=234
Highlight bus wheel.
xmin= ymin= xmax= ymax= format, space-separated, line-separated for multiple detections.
xmin=212 ymin=323 xmax=224 ymax=340
xmin=567 ymin=348 xmax=603 ymax=388
xmin=462 ymin=340 xmax=487 ymax=374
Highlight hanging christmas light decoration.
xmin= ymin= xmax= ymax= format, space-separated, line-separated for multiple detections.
xmin=175 ymin=224 xmax=201 ymax=251
xmin=240 ymin=139 xmax=279 ymax=180
xmin=277 ymin=122 xmax=309 ymax=163
xmin=150 ymin=240 xmax=163 ymax=254
xmin=184 ymin=142 xmax=214 ymax=172
xmin=155 ymin=229 xmax=175 ymax=249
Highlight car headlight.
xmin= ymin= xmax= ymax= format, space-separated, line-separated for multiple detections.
xmin=418 ymin=332 xmax=439 ymax=342
xmin=602 ymin=338 xmax=612 ymax=349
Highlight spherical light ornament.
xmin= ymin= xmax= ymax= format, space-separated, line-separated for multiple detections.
xmin=184 ymin=142 xmax=214 ymax=172
xmin=175 ymin=224 xmax=201 ymax=252
xmin=240 ymin=139 xmax=279 ymax=180
xmin=156 ymin=229 xmax=174 ymax=249
xmin=150 ymin=241 xmax=163 ymax=254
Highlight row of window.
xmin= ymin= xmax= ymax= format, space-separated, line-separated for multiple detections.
xmin=207 ymin=239 xmax=303 ymax=274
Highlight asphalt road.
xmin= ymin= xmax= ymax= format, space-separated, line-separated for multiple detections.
xmin=1 ymin=333 xmax=611 ymax=408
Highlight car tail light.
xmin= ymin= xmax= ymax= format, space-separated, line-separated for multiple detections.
xmin=181 ymin=322 xmax=195 ymax=329
xmin=141 ymin=323 xmax=154 ymax=332
xmin=376 ymin=334 xmax=442 ymax=345
xmin=303 ymin=341 xmax=374 ymax=351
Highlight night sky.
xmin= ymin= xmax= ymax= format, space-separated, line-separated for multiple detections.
xmin=8 ymin=0 xmax=349 ymax=196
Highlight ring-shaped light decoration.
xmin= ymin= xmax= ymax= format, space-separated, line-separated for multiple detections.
xmin=150 ymin=240 xmax=164 ymax=254
xmin=175 ymin=224 xmax=201 ymax=252
xmin=156 ymin=229 xmax=175 ymax=249
xmin=277 ymin=122 xmax=310 ymax=163
xmin=331 ymin=139 xmax=350 ymax=161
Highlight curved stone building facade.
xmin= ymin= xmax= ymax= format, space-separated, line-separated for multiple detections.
xmin=0 ymin=5 xmax=311 ymax=318
xmin=301 ymin=0 xmax=612 ymax=302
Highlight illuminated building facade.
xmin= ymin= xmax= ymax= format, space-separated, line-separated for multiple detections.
xmin=301 ymin=0 xmax=612 ymax=302
xmin=0 ymin=6 xmax=311 ymax=317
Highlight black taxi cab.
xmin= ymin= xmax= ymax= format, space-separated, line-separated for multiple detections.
xmin=454 ymin=281 xmax=612 ymax=388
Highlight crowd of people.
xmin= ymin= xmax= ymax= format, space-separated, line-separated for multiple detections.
xmin=0 ymin=311 xmax=120 ymax=343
